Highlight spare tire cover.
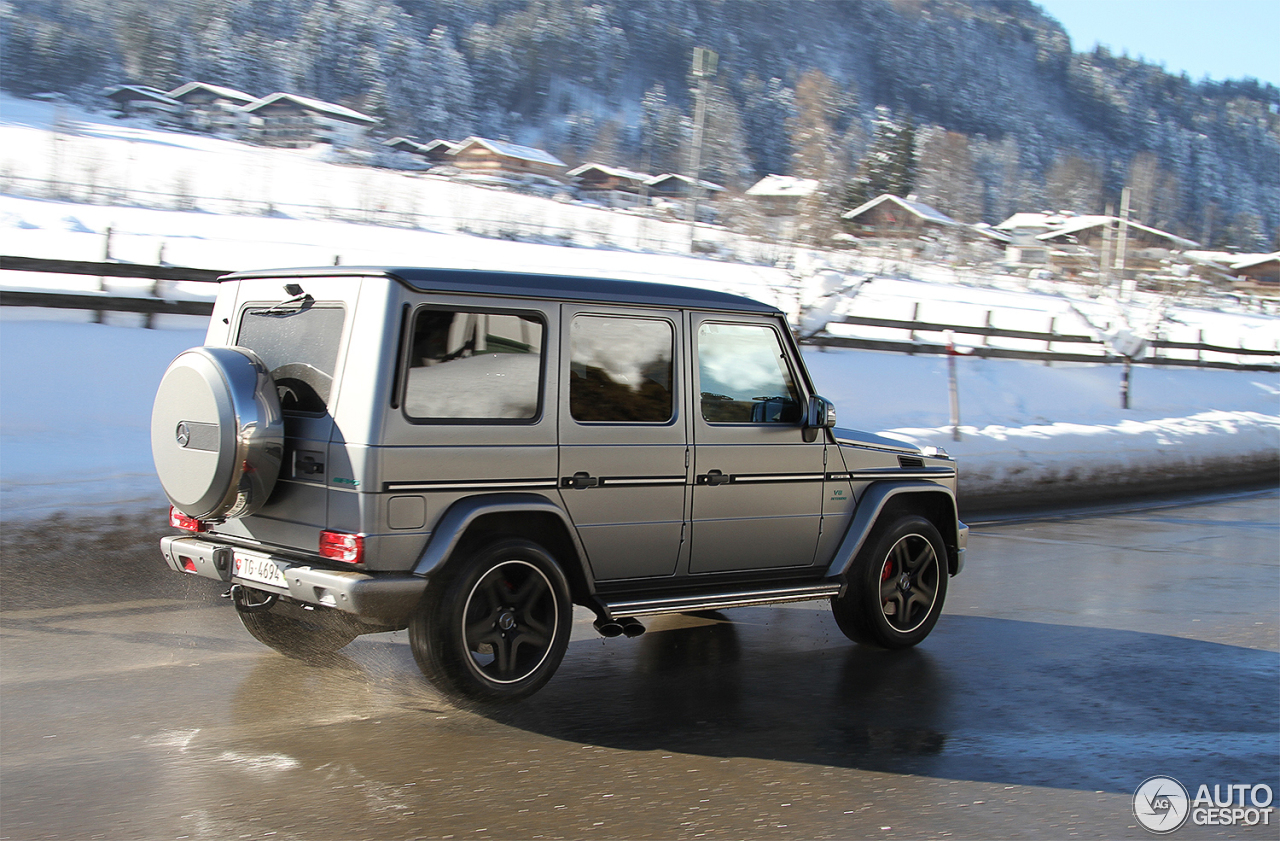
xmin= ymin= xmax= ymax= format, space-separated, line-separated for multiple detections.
xmin=151 ymin=346 xmax=284 ymax=519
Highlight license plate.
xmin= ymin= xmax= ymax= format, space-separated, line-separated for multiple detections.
xmin=233 ymin=551 xmax=288 ymax=589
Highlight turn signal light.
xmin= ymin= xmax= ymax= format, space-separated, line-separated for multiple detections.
xmin=169 ymin=507 xmax=205 ymax=533
xmin=319 ymin=530 xmax=364 ymax=564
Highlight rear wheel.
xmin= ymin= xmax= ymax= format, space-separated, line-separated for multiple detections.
xmin=409 ymin=538 xmax=571 ymax=703
xmin=832 ymin=514 xmax=948 ymax=649
xmin=235 ymin=590 xmax=360 ymax=659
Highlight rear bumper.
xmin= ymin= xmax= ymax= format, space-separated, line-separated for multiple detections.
xmin=160 ymin=535 xmax=428 ymax=625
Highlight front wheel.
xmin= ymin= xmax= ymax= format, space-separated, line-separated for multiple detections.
xmin=409 ymin=538 xmax=572 ymax=703
xmin=832 ymin=514 xmax=949 ymax=649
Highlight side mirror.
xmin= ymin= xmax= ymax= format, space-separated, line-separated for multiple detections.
xmin=803 ymin=395 xmax=837 ymax=441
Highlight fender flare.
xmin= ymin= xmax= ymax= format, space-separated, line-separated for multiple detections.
xmin=410 ymin=492 xmax=596 ymax=592
xmin=824 ymin=481 xmax=964 ymax=580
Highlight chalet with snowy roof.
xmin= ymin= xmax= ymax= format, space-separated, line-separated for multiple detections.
xmin=746 ymin=175 xmax=819 ymax=216
xmin=1012 ymin=214 xmax=1198 ymax=275
xmin=842 ymin=193 xmax=963 ymax=243
xmin=167 ymin=82 xmax=256 ymax=135
xmin=420 ymin=139 xmax=460 ymax=163
xmin=242 ymin=93 xmax=378 ymax=148
xmin=1230 ymin=252 xmax=1280 ymax=290
xmin=993 ymin=209 xmax=1192 ymax=266
xmin=102 ymin=85 xmax=181 ymax=120
xmin=384 ymin=137 xmax=428 ymax=154
xmin=1035 ymin=215 xmax=1196 ymax=252
xmin=644 ymin=173 xmax=724 ymax=201
xmin=993 ymin=211 xmax=1063 ymax=264
xmin=450 ymin=137 xmax=567 ymax=180
xmin=568 ymin=163 xmax=651 ymax=207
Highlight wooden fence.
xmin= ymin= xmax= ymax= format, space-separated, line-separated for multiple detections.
xmin=3 ymin=256 xmax=1277 ymax=372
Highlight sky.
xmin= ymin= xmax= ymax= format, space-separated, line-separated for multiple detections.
xmin=1035 ymin=0 xmax=1280 ymax=87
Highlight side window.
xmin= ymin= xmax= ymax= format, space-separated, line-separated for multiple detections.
xmin=697 ymin=322 xmax=801 ymax=424
xmin=237 ymin=303 xmax=345 ymax=414
xmin=569 ymin=315 xmax=674 ymax=423
xmin=403 ymin=309 xmax=543 ymax=421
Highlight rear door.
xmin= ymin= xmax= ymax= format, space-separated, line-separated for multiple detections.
xmin=687 ymin=314 xmax=826 ymax=573
xmin=556 ymin=306 xmax=689 ymax=581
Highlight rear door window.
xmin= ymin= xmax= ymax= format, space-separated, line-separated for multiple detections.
xmin=569 ymin=315 xmax=674 ymax=423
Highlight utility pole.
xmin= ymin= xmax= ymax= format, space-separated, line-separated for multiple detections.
xmin=687 ymin=46 xmax=717 ymax=253
xmin=1099 ymin=202 xmax=1114 ymax=290
xmin=1115 ymin=186 xmax=1132 ymax=298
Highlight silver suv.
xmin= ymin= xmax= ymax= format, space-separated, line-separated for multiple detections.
xmin=152 ymin=267 xmax=967 ymax=701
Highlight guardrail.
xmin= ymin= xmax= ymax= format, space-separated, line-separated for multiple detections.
xmin=812 ymin=315 xmax=1280 ymax=372
xmin=3 ymin=256 xmax=1277 ymax=372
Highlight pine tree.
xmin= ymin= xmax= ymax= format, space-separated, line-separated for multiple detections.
xmin=640 ymin=83 xmax=683 ymax=175
xmin=740 ymin=74 xmax=795 ymax=177
xmin=851 ymin=106 xmax=917 ymax=205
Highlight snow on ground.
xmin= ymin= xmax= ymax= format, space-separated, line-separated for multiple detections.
xmin=2 ymin=311 xmax=1275 ymax=518
xmin=1 ymin=93 xmax=1278 ymax=517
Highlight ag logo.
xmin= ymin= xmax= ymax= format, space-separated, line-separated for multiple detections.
xmin=1134 ymin=776 xmax=1190 ymax=833
xmin=175 ymin=422 xmax=191 ymax=448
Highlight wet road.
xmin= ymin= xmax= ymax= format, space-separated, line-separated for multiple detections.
xmin=2 ymin=490 xmax=1277 ymax=840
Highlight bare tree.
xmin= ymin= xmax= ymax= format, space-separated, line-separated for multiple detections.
xmin=915 ymin=128 xmax=983 ymax=222
xmin=1046 ymin=153 xmax=1103 ymax=215
xmin=787 ymin=68 xmax=846 ymax=245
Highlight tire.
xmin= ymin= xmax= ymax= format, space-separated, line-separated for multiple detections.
xmin=235 ymin=592 xmax=360 ymax=660
xmin=832 ymin=514 xmax=949 ymax=649
xmin=151 ymin=346 xmax=284 ymax=519
xmin=409 ymin=538 xmax=572 ymax=703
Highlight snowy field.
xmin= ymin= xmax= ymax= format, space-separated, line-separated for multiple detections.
xmin=1 ymin=93 xmax=1278 ymax=518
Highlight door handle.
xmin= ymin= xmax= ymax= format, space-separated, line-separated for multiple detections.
xmin=697 ymin=470 xmax=731 ymax=486
xmin=562 ymin=471 xmax=599 ymax=490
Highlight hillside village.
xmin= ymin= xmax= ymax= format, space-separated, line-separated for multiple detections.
xmin=93 ymin=80 xmax=1280 ymax=299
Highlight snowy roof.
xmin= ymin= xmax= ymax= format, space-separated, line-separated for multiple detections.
xmin=644 ymin=173 xmax=724 ymax=192
xmin=102 ymin=86 xmax=180 ymax=106
xmin=842 ymin=194 xmax=961 ymax=226
xmin=1036 ymin=216 xmax=1197 ymax=248
xmin=971 ymin=223 xmax=1012 ymax=243
xmin=167 ymin=82 xmax=256 ymax=105
xmin=242 ymin=93 xmax=377 ymax=125
xmin=994 ymin=212 xmax=1074 ymax=231
xmin=745 ymin=175 xmax=819 ymax=198
xmin=567 ymin=163 xmax=650 ymax=182
xmin=453 ymin=137 xmax=566 ymax=168
xmin=1231 ymin=251 xmax=1280 ymax=271
xmin=422 ymin=139 xmax=459 ymax=153
xmin=383 ymin=136 xmax=427 ymax=152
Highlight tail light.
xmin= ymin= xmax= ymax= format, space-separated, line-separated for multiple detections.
xmin=169 ymin=507 xmax=205 ymax=533
xmin=319 ymin=530 xmax=364 ymax=564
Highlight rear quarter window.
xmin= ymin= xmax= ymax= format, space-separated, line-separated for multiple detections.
xmin=402 ymin=308 xmax=545 ymax=422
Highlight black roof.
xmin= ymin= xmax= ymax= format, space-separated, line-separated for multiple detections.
xmin=221 ymin=266 xmax=781 ymax=315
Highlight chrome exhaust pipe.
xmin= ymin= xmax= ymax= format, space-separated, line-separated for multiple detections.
xmin=593 ymin=618 xmax=624 ymax=637
xmin=619 ymin=617 xmax=645 ymax=638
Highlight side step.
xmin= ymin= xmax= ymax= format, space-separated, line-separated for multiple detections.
xmin=603 ymin=581 xmax=843 ymax=619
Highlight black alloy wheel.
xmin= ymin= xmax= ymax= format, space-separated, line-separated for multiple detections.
xmin=832 ymin=514 xmax=949 ymax=649
xmin=410 ymin=538 xmax=571 ymax=702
